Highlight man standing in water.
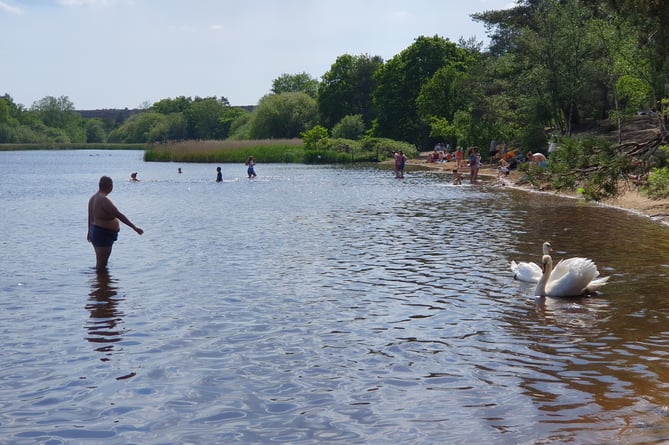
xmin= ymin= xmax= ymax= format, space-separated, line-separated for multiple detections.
xmin=87 ymin=176 xmax=143 ymax=271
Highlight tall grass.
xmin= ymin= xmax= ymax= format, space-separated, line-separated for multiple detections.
xmin=143 ymin=139 xmax=304 ymax=163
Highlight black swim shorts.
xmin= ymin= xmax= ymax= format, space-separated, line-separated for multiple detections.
xmin=90 ymin=225 xmax=118 ymax=247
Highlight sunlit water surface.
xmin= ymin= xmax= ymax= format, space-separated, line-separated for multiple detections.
xmin=1 ymin=150 xmax=669 ymax=444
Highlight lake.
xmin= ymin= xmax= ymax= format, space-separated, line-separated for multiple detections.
xmin=1 ymin=150 xmax=668 ymax=444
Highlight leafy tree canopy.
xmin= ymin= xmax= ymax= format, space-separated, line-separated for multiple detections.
xmin=271 ymin=72 xmax=319 ymax=99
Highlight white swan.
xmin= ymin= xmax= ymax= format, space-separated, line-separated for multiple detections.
xmin=534 ymin=254 xmax=610 ymax=297
xmin=511 ymin=241 xmax=552 ymax=282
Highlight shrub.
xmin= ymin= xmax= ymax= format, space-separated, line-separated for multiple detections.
xmin=644 ymin=167 xmax=669 ymax=198
xmin=332 ymin=114 xmax=365 ymax=140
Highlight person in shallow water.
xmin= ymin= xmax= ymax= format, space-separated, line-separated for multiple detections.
xmin=216 ymin=166 xmax=222 ymax=182
xmin=245 ymin=156 xmax=257 ymax=179
xmin=87 ymin=175 xmax=143 ymax=271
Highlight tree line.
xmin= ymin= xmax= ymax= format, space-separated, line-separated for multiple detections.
xmin=2 ymin=0 xmax=668 ymax=156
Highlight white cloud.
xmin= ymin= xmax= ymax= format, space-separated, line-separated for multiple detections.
xmin=0 ymin=1 xmax=22 ymax=15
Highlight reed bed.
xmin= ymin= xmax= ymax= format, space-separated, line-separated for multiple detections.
xmin=143 ymin=139 xmax=304 ymax=163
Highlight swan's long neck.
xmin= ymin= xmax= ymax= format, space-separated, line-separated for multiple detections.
xmin=542 ymin=242 xmax=552 ymax=256
xmin=534 ymin=254 xmax=553 ymax=297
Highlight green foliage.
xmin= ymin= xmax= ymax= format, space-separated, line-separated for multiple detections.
xmin=519 ymin=162 xmax=549 ymax=188
xmin=301 ymin=125 xmax=329 ymax=150
xmin=30 ymin=95 xmax=85 ymax=143
xmin=643 ymin=167 xmax=669 ymax=199
xmin=299 ymin=135 xmax=415 ymax=164
xmin=108 ymin=112 xmax=166 ymax=143
xmin=185 ymin=98 xmax=228 ymax=139
xmin=85 ymin=118 xmax=107 ymax=143
xmin=616 ymin=75 xmax=653 ymax=114
xmin=428 ymin=116 xmax=455 ymax=141
xmin=416 ymin=64 xmax=467 ymax=123
xmin=218 ymin=107 xmax=249 ymax=140
xmin=272 ymin=72 xmax=319 ymax=99
xmin=318 ymin=54 xmax=383 ymax=129
xmin=520 ymin=124 xmax=548 ymax=154
xmin=250 ymin=92 xmax=318 ymax=139
xmin=331 ymin=114 xmax=365 ymax=140
xmin=541 ymin=136 xmax=632 ymax=200
xmin=373 ymin=35 xmax=472 ymax=147
xmin=359 ymin=137 xmax=417 ymax=160
xmin=150 ymin=96 xmax=192 ymax=114
xmin=228 ymin=112 xmax=253 ymax=140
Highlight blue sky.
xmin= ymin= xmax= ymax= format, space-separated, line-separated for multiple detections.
xmin=1 ymin=0 xmax=515 ymax=110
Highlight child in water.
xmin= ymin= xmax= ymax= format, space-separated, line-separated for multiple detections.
xmin=452 ymin=169 xmax=463 ymax=185
xmin=245 ymin=156 xmax=257 ymax=179
xmin=216 ymin=166 xmax=222 ymax=182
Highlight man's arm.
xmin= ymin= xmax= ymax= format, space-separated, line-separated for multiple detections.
xmin=103 ymin=199 xmax=144 ymax=235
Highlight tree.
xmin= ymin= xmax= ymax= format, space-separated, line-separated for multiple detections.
xmin=107 ymin=112 xmax=166 ymax=143
xmin=85 ymin=118 xmax=106 ymax=143
xmin=151 ymin=96 xmax=193 ymax=115
xmin=250 ymin=92 xmax=318 ymax=139
xmin=599 ymin=0 xmax=669 ymax=121
xmin=31 ymin=95 xmax=84 ymax=142
xmin=185 ymin=97 xmax=228 ymax=139
xmin=318 ymin=54 xmax=383 ymax=129
xmin=301 ymin=125 xmax=329 ymax=150
xmin=416 ymin=64 xmax=468 ymax=125
xmin=331 ymin=114 xmax=365 ymax=140
xmin=271 ymin=72 xmax=319 ymax=99
xmin=219 ymin=107 xmax=249 ymax=140
xmin=472 ymin=0 xmax=611 ymax=140
xmin=373 ymin=35 xmax=471 ymax=147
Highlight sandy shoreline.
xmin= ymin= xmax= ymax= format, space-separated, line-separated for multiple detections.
xmin=398 ymin=155 xmax=669 ymax=227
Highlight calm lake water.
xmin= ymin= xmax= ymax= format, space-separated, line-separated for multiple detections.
xmin=1 ymin=150 xmax=669 ymax=444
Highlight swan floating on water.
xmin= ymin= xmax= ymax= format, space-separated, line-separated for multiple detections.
xmin=510 ymin=241 xmax=552 ymax=282
xmin=534 ymin=254 xmax=609 ymax=297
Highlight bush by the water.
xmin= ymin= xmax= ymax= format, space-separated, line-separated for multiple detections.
xmin=302 ymin=136 xmax=415 ymax=164
xmin=524 ymin=136 xmax=633 ymax=201
xmin=644 ymin=167 xmax=669 ymax=199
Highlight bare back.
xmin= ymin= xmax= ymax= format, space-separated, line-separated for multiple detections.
xmin=88 ymin=192 xmax=120 ymax=232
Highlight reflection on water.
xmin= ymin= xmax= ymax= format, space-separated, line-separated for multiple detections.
xmin=85 ymin=270 xmax=137 ymax=381
xmin=86 ymin=271 xmax=123 ymax=361
xmin=1 ymin=151 xmax=668 ymax=444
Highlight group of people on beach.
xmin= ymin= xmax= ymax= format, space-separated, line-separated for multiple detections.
xmin=416 ymin=139 xmax=557 ymax=185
